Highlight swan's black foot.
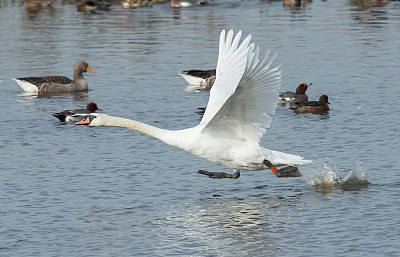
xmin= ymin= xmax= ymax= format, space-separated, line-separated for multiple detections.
xmin=263 ymin=159 xmax=302 ymax=178
xmin=275 ymin=166 xmax=302 ymax=177
xmin=198 ymin=170 xmax=240 ymax=179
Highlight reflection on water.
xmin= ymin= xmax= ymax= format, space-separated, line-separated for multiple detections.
xmin=155 ymin=193 xmax=302 ymax=256
xmin=17 ymin=91 xmax=89 ymax=101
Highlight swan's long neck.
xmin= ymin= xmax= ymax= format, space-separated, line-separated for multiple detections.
xmin=98 ymin=115 xmax=183 ymax=147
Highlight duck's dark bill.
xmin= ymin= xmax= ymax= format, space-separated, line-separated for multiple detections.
xmin=76 ymin=117 xmax=90 ymax=125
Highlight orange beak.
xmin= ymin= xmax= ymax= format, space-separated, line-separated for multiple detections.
xmin=86 ymin=67 xmax=95 ymax=73
xmin=75 ymin=117 xmax=90 ymax=125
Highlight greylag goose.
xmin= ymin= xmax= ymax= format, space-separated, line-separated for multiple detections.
xmin=13 ymin=60 xmax=94 ymax=93
xmin=76 ymin=29 xmax=311 ymax=179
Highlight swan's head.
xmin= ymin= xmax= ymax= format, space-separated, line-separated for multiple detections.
xmin=75 ymin=113 xmax=108 ymax=126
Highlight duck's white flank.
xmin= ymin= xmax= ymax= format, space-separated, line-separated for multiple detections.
xmin=78 ymin=29 xmax=312 ymax=173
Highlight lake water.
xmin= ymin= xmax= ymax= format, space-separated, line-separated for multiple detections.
xmin=1 ymin=0 xmax=400 ymax=256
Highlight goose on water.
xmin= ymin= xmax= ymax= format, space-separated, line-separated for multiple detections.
xmin=13 ymin=60 xmax=94 ymax=93
xmin=76 ymin=29 xmax=311 ymax=179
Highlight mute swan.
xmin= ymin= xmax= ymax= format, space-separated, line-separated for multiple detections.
xmin=76 ymin=29 xmax=312 ymax=179
xmin=13 ymin=60 xmax=94 ymax=93
xmin=292 ymin=95 xmax=330 ymax=114
xmin=53 ymin=102 xmax=102 ymax=123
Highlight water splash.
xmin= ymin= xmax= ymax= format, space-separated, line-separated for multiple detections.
xmin=302 ymin=159 xmax=369 ymax=193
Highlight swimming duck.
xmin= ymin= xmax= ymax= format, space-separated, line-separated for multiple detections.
xmin=77 ymin=0 xmax=97 ymax=12
xmin=278 ymin=82 xmax=310 ymax=105
xmin=77 ymin=0 xmax=110 ymax=12
xmin=121 ymin=0 xmax=152 ymax=8
xmin=53 ymin=102 xmax=102 ymax=123
xmin=25 ymin=0 xmax=54 ymax=11
xmin=292 ymin=95 xmax=330 ymax=114
xmin=13 ymin=60 xmax=94 ymax=93
xmin=283 ymin=0 xmax=312 ymax=7
xmin=170 ymin=0 xmax=208 ymax=7
xmin=76 ymin=29 xmax=311 ymax=179
xmin=179 ymin=69 xmax=216 ymax=87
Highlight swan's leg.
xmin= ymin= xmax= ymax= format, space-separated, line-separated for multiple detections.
xmin=263 ymin=159 xmax=302 ymax=177
xmin=198 ymin=169 xmax=240 ymax=179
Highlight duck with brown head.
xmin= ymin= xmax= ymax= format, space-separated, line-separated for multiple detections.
xmin=278 ymin=82 xmax=311 ymax=106
xmin=13 ymin=60 xmax=94 ymax=93
xmin=292 ymin=95 xmax=330 ymax=114
xmin=53 ymin=102 xmax=102 ymax=123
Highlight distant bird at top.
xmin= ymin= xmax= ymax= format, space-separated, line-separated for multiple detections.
xmin=53 ymin=102 xmax=102 ymax=123
xmin=25 ymin=0 xmax=54 ymax=11
xmin=13 ymin=60 xmax=94 ymax=93
xmin=278 ymin=82 xmax=311 ymax=106
xmin=292 ymin=95 xmax=330 ymax=114
xmin=283 ymin=0 xmax=312 ymax=7
xmin=77 ymin=0 xmax=110 ymax=12
xmin=170 ymin=0 xmax=209 ymax=8
xmin=121 ymin=0 xmax=153 ymax=8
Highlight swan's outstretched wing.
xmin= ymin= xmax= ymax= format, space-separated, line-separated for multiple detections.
xmin=199 ymin=29 xmax=253 ymax=127
xmin=200 ymin=30 xmax=282 ymax=143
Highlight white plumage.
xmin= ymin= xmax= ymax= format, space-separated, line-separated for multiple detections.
xmin=76 ymin=29 xmax=311 ymax=178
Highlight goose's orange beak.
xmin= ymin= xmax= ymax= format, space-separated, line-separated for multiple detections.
xmin=76 ymin=117 xmax=91 ymax=125
xmin=86 ymin=67 xmax=95 ymax=73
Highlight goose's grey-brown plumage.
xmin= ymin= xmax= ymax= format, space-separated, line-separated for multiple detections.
xmin=13 ymin=60 xmax=94 ymax=93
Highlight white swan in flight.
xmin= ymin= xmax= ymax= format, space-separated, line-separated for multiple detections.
xmin=76 ymin=29 xmax=312 ymax=179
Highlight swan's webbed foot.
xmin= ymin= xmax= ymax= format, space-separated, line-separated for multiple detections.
xmin=275 ymin=166 xmax=302 ymax=177
xmin=263 ymin=159 xmax=302 ymax=178
xmin=198 ymin=170 xmax=240 ymax=179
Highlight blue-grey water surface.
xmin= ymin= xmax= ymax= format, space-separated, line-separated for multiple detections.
xmin=1 ymin=0 xmax=400 ymax=256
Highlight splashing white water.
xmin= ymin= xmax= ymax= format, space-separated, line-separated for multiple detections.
xmin=301 ymin=159 xmax=369 ymax=191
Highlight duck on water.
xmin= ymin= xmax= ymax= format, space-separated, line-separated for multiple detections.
xmin=76 ymin=29 xmax=312 ymax=179
xmin=53 ymin=102 xmax=102 ymax=123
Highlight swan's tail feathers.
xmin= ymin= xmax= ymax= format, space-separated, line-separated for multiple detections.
xmin=12 ymin=78 xmax=38 ymax=92
xmin=264 ymin=149 xmax=312 ymax=167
